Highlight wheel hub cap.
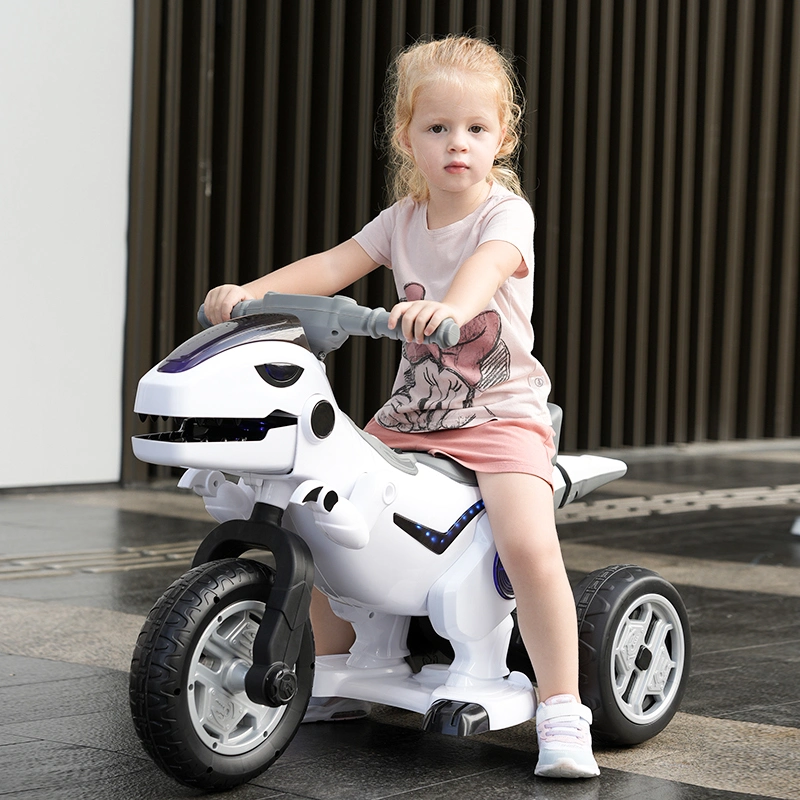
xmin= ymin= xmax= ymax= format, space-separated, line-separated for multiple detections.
xmin=187 ymin=599 xmax=288 ymax=755
xmin=611 ymin=593 xmax=686 ymax=724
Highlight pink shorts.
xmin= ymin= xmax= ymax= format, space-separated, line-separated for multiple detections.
xmin=363 ymin=416 xmax=556 ymax=488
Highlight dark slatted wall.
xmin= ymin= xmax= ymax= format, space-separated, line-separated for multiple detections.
xmin=124 ymin=0 xmax=800 ymax=482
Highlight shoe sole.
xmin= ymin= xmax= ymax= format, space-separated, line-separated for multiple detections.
xmin=535 ymin=757 xmax=600 ymax=779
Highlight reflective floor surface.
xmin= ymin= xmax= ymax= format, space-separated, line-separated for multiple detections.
xmin=1 ymin=438 xmax=798 ymax=799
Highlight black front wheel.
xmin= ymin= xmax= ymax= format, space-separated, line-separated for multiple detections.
xmin=574 ymin=565 xmax=691 ymax=745
xmin=129 ymin=558 xmax=314 ymax=790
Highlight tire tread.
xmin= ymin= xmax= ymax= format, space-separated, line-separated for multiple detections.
xmin=129 ymin=558 xmax=310 ymax=790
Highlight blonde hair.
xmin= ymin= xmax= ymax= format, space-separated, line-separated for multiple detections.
xmin=384 ymin=35 xmax=524 ymax=203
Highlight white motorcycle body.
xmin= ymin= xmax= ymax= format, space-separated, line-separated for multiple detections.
xmin=132 ymin=299 xmax=627 ymax=732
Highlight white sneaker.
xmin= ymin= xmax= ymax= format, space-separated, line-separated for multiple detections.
xmin=302 ymin=696 xmax=372 ymax=723
xmin=534 ymin=694 xmax=600 ymax=778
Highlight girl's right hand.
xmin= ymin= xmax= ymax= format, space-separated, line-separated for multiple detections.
xmin=203 ymin=284 xmax=257 ymax=325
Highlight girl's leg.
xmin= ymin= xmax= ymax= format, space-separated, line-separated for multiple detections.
xmin=310 ymin=586 xmax=355 ymax=655
xmin=477 ymin=471 xmax=578 ymax=701
xmin=303 ymin=588 xmax=370 ymax=723
xmin=477 ymin=471 xmax=598 ymax=778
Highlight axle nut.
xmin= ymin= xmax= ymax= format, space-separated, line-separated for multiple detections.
xmin=265 ymin=663 xmax=298 ymax=705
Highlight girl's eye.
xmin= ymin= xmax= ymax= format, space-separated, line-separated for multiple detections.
xmin=429 ymin=124 xmax=445 ymax=133
xmin=469 ymin=125 xmax=485 ymax=134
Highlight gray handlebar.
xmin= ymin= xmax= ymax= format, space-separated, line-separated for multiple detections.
xmin=197 ymin=293 xmax=460 ymax=355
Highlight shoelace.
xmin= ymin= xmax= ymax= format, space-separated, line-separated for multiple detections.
xmin=537 ymin=714 xmax=591 ymax=745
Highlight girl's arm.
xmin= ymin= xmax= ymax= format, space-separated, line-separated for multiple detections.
xmin=388 ymin=240 xmax=524 ymax=342
xmin=204 ymin=239 xmax=380 ymax=324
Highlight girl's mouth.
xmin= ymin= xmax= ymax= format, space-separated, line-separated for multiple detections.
xmin=445 ymin=163 xmax=468 ymax=173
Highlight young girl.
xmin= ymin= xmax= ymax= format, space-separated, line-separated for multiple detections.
xmin=203 ymin=35 xmax=599 ymax=780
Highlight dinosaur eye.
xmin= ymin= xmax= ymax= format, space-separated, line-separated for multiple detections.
xmin=255 ymin=363 xmax=304 ymax=386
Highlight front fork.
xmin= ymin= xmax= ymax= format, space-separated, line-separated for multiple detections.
xmin=192 ymin=501 xmax=315 ymax=708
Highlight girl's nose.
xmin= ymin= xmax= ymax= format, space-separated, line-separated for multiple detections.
xmin=448 ymin=129 xmax=468 ymax=151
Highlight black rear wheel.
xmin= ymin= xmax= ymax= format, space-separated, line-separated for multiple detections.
xmin=129 ymin=558 xmax=314 ymax=790
xmin=574 ymin=565 xmax=691 ymax=745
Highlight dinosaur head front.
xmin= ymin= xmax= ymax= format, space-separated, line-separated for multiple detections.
xmin=131 ymin=314 xmax=330 ymax=473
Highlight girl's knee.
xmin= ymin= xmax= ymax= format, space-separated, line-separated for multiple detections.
xmin=497 ymin=537 xmax=566 ymax=580
xmin=492 ymin=517 xmax=562 ymax=561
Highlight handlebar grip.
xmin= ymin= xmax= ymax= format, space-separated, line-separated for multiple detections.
xmin=197 ymin=305 xmax=211 ymax=329
xmin=197 ymin=300 xmax=264 ymax=329
xmin=364 ymin=310 xmax=459 ymax=348
xmin=430 ymin=317 xmax=460 ymax=348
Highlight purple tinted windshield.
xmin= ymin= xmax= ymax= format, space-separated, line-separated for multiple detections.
xmin=158 ymin=314 xmax=309 ymax=373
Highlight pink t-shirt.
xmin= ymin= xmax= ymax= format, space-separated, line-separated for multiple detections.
xmin=353 ymin=183 xmax=552 ymax=433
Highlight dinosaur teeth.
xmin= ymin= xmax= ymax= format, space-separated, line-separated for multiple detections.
xmin=136 ymin=414 xmax=188 ymax=428
xmin=135 ymin=414 xmax=292 ymax=442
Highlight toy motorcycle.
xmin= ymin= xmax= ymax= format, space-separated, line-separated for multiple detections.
xmin=128 ymin=293 xmax=691 ymax=790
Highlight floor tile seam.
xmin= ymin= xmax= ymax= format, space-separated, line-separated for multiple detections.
xmin=0 ymin=684 xmax=123 ymax=708
xmin=0 ymin=667 xmax=121 ymax=689
xmin=0 ymin=558 xmax=197 ymax=580
xmin=593 ymin=714 xmax=800 ymax=800
xmin=559 ymin=541 xmax=800 ymax=597
xmin=560 ymin=481 xmax=800 ymax=504
xmin=675 ymin=710 xmax=800 ymax=737
xmin=0 ymin=594 xmax=145 ymax=624
xmin=692 ymin=638 xmax=800 ymax=657
xmin=256 ymin=784 xmax=381 ymax=800
xmin=559 ymin=497 xmax=800 ymax=525
xmin=0 ymin=736 xmax=36 ymax=747
xmin=598 ymin=763 xmax=800 ymax=800
xmin=367 ymin=764 xmax=513 ymax=800
xmin=579 ymin=438 xmax=800 ymax=461
xmin=0 ymin=541 xmax=202 ymax=562
xmin=688 ymin=665 xmax=742 ymax=678
xmin=596 ymin=751 xmax=800 ymax=800
xmin=0 ymin=597 xmax=144 ymax=672
xmin=0 ymin=565 xmax=191 ymax=581
xmin=563 ymin=507 xmax=795 ymax=539
xmin=0 ymin=762 xmax=158 ymax=798
xmin=710 ymin=700 xmax=800 ymax=718
xmin=245 ymin=787 xmax=315 ymax=800
xmin=36 ymin=489 xmax=212 ymax=521
xmin=0 ymin=727 xmax=150 ymax=762
xmin=0 ymin=556 xmax=197 ymax=578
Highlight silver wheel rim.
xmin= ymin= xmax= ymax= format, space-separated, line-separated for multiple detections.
xmin=609 ymin=592 xmax=686 ymax=725
xmin=187 ymin=599 xmax=287 ymax=755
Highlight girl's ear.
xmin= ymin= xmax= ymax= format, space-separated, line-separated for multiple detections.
xmin=495 ymin=125 xmax=508 ymax=156
xmin=397 ymin=125 xmax=413 ymax=155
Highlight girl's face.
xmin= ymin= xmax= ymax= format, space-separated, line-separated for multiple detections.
xmin=402 ymin=80 xmax=506 ymax=203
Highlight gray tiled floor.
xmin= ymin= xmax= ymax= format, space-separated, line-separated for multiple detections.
xmin=1 ymin=439 xmax=798 ymax=799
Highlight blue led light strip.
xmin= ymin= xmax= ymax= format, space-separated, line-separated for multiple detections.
xmin=393 ymin=500 xmax=485 ymax=555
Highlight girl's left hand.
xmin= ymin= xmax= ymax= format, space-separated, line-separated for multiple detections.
xmin=388 ymin=300 xmax=460 ymax=344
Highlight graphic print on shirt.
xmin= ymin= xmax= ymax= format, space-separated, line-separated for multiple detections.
xmin=376 ymin=283 xmax=511 ymax=432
